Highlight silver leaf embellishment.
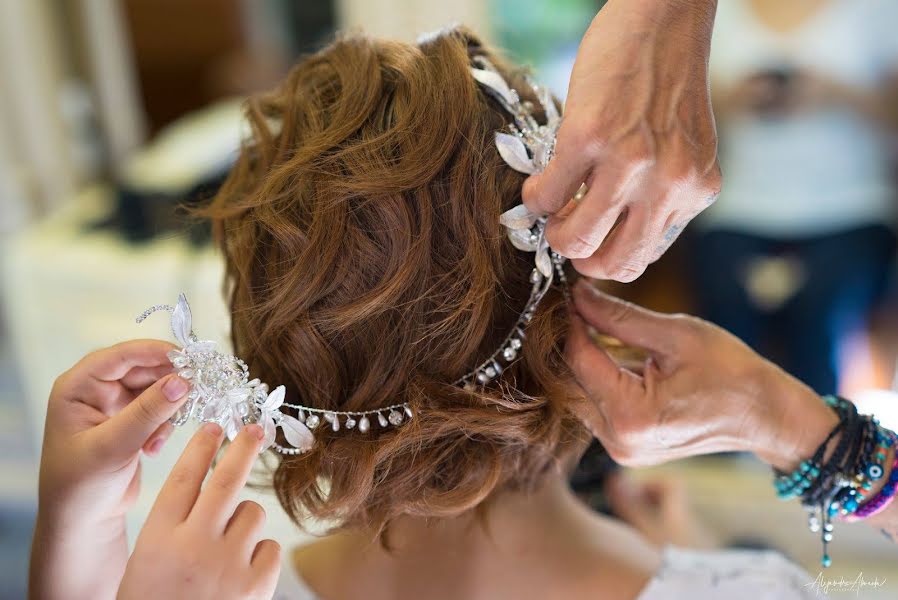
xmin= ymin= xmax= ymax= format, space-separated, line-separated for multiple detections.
xmin=280 ymin=414 xmax=314 ymax=452
xmin=262 ymin=385 xmax=285 ymax=412
xmin=171 ymin=293 xmax=193 ymax=347
xmin=539 ymin=87 xmax=560 ymax=124
xmin=535 ymin=231 xmax=553 ymax=278
xmin=471 ymin=68 xmax=518 ymax=106
xmin=507 ymin=227 xmax=538 ymax=252
xmin=499 ymin=204 xmax=539 ymax=229
xmin=495 ymin=132 xmax=535 ymax=174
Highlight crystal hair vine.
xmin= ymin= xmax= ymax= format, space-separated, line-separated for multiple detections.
xmin=456 ymin=56 xmax=568 ymax=390
xmin=136 ymin=294 xmax=413 ymax=455
xmin=134 ymin=57 xmax=564 ymax=453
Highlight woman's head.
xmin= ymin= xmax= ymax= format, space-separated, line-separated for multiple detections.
xmin=203 ymin=26 xmax=587 ymax=532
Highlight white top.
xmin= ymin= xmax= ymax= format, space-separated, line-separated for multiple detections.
xmin=273 ymin=545 xmax=824 ymax=599
xmin=700 ymin=0 xmax=898 ymax=237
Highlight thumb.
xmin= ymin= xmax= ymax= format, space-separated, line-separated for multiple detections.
xmin=571 ymin=280 xmax=675 ymax=355
xmin=522 ymin=137 xmax=592 ymax=215
xmin=93 ymin=374 xmax=190 ymax=462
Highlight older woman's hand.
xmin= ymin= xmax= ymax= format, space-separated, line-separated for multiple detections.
xmin=523 ymin=0 xmax=721 ymax=282
xmin=565 ymin=280 xmax=837 ymax=472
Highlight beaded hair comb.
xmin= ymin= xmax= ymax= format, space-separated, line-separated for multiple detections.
xmin=136 ymin=57 xmax=564 ymax=454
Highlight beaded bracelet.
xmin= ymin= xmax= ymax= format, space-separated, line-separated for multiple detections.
xmin=800 ymin=398 xmax=861 ymax=508
xmin=835 ymin=423 xmax=893 ymax=517
xmin=772 ymin=395 xmax=896 ymax=568
xmin=809 ymin=411 xmax=874 ymax=567
xmin=845 ymin=437 xmax=898 ymax=522
xmin=774 ymin=397 xmax=853 ymax=500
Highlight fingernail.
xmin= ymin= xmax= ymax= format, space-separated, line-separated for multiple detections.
xmin=245 ymin=424 xmax=264 ymax=441
xmin=202 ymin=422 xmax=223 ymax=437
xmin=147 ymin=436 xmax=165 ymax=455
xmin=163 ymin=376 xmax=189 ymax=401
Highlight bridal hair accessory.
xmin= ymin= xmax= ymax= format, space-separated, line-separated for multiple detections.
xmin=456 ymin=57 xmax=568 ymax=390
xmin=136 ymin=294 xmax=413 ymax=455
xmin=133 ymin=61 xmax=563 ymax=451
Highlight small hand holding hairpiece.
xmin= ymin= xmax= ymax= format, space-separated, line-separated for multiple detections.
xmin=137 ymin=294 xmax=412 ymax=454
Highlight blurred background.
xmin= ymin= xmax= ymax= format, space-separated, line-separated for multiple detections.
xmin=1 ymin=0 xmax=897 ymax=597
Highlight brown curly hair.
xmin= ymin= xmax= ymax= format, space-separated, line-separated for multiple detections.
xmin=201 ymin=26 xmax=589 ymax=534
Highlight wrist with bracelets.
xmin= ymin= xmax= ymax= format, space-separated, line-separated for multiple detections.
xmin=771 ymin=395 xmax=896 ymax=568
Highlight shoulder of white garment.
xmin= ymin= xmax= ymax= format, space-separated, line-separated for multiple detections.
xmin=636 ymin=546 xmax=825 ymax=600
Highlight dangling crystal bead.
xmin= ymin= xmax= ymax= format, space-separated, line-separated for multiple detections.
xmin=484 ymin=366 xmax=497 ymax=378
xmin=345 ymin=417 xmax=357 ymax=429
xmin=388 ymin=410 xmax=403 ymax=426
xmin=358 ymin=416 xmax=370 ymax=433
xmin=404 ymin=405 xmax=413 ymax=418
xmin=530 ymin=269 xmax=541 ymax=283
xmin=510 ymin=338 xmax=522 ymax=350
xmin=377 ymin=412 xmax=388 ymax=427
xmin=476 ymin=371 xmax=490 ymax=384
xmin=503 ymin=347 xmax=517 ymax=361
xmin=305 ymin=414 xmax=320 ymax=429
xmin=324 ymin=412 xmax=339 ymax=432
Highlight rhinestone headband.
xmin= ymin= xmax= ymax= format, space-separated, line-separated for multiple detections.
xmin=135 ymin=58 xmax=563 ymax=454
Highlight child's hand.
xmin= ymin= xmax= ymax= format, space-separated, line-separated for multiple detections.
xmin=37 ymin=339 xmax=189 ymax=528
xmin=30 ymin=339 xmax=189 ymax=600
xmin=118 ymin=423 xmax=281 ymax=600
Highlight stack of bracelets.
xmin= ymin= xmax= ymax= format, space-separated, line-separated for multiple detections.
xmin=773 ymin=395 xmax=898 ymax=568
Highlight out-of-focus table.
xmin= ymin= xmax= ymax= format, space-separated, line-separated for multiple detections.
xmin=0 ymin=185 xmax=311 ymax=548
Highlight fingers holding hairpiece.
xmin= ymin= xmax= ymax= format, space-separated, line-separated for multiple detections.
xmin=147 ymin=422 xmax=225 ymax=527
xmin=190 ymin=425 xmax=264 ymax=532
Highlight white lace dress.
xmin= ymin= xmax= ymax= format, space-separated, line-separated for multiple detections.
xmin=273 ymin=546 xmax=824 ymax=599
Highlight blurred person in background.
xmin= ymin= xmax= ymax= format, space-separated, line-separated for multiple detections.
xmin=693 ymin=0 xmax=898 ymax=394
